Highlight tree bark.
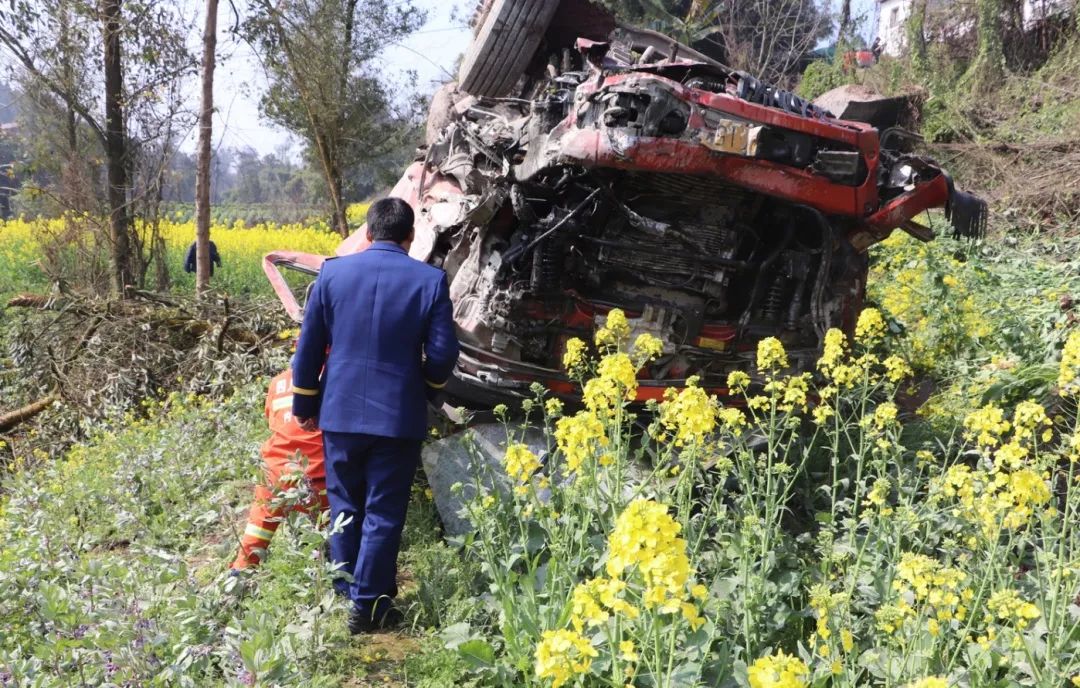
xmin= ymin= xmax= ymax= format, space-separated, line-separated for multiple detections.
xmin=838 ymin=0 xmax=852 ymax=44
xmin=103 ymin=0 xmax=134 ymax=297
xmin=195 ymin=0 xmax=219 ymax=296
xmin=0 ymin=394 xmax=60 ymax=433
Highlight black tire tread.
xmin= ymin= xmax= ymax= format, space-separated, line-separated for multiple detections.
xmin=458 ymin=0 xmax=558 ymax=98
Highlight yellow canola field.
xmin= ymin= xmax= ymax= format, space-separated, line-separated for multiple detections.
xmin=0 ymin=210 xmax=369 ymax=296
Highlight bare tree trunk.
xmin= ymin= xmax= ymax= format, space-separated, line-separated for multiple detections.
xmin=195 ymin=0 xmax=219 ymax=296
xmin=59 ymin=6 xmax=78 ymax=158
xmin=330 ymin=164 xmax=347 ymax=236
xmin=838 ymin=0 xmax=852 ymax=44
xmin=311 ymin=127 xmax=347 ymax=237
xmin=103 ymin=0 xmax=133 ymax=297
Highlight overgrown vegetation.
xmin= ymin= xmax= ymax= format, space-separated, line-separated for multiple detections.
xmin=0 ymin=383 xmax=477 ymax=686
xmin=811 ymin=2 xmax=1080 ymax=234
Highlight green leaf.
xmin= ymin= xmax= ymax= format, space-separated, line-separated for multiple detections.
xmin=456 ymin=639 xmax=496 ymax=668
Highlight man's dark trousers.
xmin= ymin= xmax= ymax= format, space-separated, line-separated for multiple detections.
xmin=323 ymin=431 xmax=421 ymax=614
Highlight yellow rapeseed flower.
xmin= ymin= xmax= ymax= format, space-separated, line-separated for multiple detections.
xmin=1059 ymin=330 xmax=1080 ymax=397
xmin=873 ymin=402 xmax=899 ymax=431
xmin=595 ymin=309 xmax=631 ymax=349
xmin=562 ymin=338 xmax=589 ymax=376
xmin=747 ymin=650 xmax=809 ymax=688
xmin=534 ymin=629 xmax=598 ymax=688
xmin=963 ymin=404 xmax=1011 ymax=449
xmin=757 ymin=337 xmax=789 ymax=372
xmin=606 ymin=499 xmax=696 ymax=612
xmin=903 ymin=678 xmax=948 ymax=688
xmin=583 ymin=353 xmax=639 ymax=417
xmin=568 ymin=577 xmax=639 ymax=632
xmin=632 ymin=333 xmax=664 ymax=364
xmin=986 ymin=589 xmax=1040 ymax=630
xmin=883 ymin=355 xmax=913 ymax=383
xmin=855 ymin=308 xmax=886 ymax=346
xmin=545 ymin=398 xmax=564 ymax=418
xmin=656 ymin=378 xmax=717 ymax=447
xmin=727 ymin=370 xmax=751 ymax=394
xmin=554 ymin=411 xmax=609 ymax=475
xmin=504 ymin=443 xmax=541 ymax=484
xmin=818 ymin=329 xmax=847 ymax=375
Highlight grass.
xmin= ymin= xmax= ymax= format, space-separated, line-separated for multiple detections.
xmin=0 ymin=381 xmax=474 ymax=686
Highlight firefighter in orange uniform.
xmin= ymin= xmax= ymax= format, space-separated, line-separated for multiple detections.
xmin=231 ymin=367 xmax=329 ymax=570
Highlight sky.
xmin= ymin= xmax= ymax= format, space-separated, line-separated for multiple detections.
xmin=199 ymin=0 xmax=880 ymax=158
xmin=203 ymin=0 xmax=473 ymax=158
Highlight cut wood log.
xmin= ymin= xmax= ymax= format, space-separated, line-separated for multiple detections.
xmin=6 ymin=294 xmax=50 ymax=309
xmin=0 ymin=394 xmax=60 ymax=433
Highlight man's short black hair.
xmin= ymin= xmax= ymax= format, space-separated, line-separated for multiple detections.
xmin=367 ymin=197 xmax=415 ymax=243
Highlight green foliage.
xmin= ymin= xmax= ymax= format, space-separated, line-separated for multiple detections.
xmin=242 ymin=0 xmax=425 ymax=231
xmin=0 ymin=383 xmax=471 ymax=686
xmin=961 ymin=0 xmax=1006 ymax=94
xmin=796 ymin=60 xmax=848 ymax=101
xmin=869 ymin=228 xmax=1080 ymax=420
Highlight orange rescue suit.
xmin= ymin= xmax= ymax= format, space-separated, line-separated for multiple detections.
xmin=231 ymin=368 xmax=328 ymax=570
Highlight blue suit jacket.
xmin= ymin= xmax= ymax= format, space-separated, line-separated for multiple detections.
xmin=291 ymin=242 xmax=460 ymax=440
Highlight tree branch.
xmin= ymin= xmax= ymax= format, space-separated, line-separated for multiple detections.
xmin=0 ymin=25 xmax=108 ymax=149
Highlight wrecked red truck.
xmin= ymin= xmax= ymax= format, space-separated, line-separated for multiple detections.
xmin=264 ymin=0 xmax=986 ymax=408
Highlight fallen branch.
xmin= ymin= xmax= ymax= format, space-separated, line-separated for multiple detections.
xmin=6 ymin=294 xmax=51 ymax=309
xmin=0 ymin=394 xmax=59 ymax=433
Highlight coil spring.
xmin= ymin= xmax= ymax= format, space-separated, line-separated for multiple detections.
xmin=530 ymin=240 xmax=562 ymax=294
xmin=735 ymin=73 xmax=832 ymax=119
xmin=762 ymin=275 xmax=788 ymax=321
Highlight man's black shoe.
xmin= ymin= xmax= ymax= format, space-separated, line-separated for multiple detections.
xmin=348 ymin=605 xmax=405 ymax=634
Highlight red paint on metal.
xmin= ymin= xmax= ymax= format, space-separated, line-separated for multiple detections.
xmin=556 ymin=128 xmax=864 ymax=216
xmin=865 ymin=175 xmax=950 ymax=234
xmin=565 ymin=72 xmax=884 ymax=216
xmin=262 ymin=251 xmax=328 ymax=322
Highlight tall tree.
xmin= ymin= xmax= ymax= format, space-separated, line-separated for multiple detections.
xmin=838 ymin=0 xmax=852 ymax=44
xmin=102 ymin=0 xmax=133 ymax=295
xmin=0 ymin=0 xmax=195 ymax=295
xmin=195 ymin=0 xmax=219 ymax=296
xmin=244 ymin=0 xmax=424 ymax=236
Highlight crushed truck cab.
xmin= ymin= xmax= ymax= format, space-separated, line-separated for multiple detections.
xmin=266 ymin=0 xmax=985 ymax=409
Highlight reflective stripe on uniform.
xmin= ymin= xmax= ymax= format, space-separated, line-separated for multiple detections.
xmin=425 ymin=378 xmax=446 ymax=389
xmin=292 ymin=385 xmax=320 ymax=396
xmin=270 ymin=395 xmax=294 ymax=412
xmin=244 ymin=523 xmax=275 ymax=541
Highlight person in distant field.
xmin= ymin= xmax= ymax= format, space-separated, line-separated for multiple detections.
xmin=184 ymin=240 xmax=222 ymax=275
xmin=230 ymin=367 xmax=328 ymax=571
xmin=291 ymin=197 xmax=460 ymax=634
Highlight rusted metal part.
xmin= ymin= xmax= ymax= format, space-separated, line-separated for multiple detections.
xmin=853 ymin=174 xmax=951 ymax=251
xmin=261 ymin=251 xmax=327 ymax=322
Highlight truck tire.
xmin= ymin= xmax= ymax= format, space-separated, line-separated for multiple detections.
xmin=458 ymin=0 xmax=559 ymax=98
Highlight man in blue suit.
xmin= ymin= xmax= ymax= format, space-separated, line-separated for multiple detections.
xmin=291 ymin=197 xmax=459 ymax=633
